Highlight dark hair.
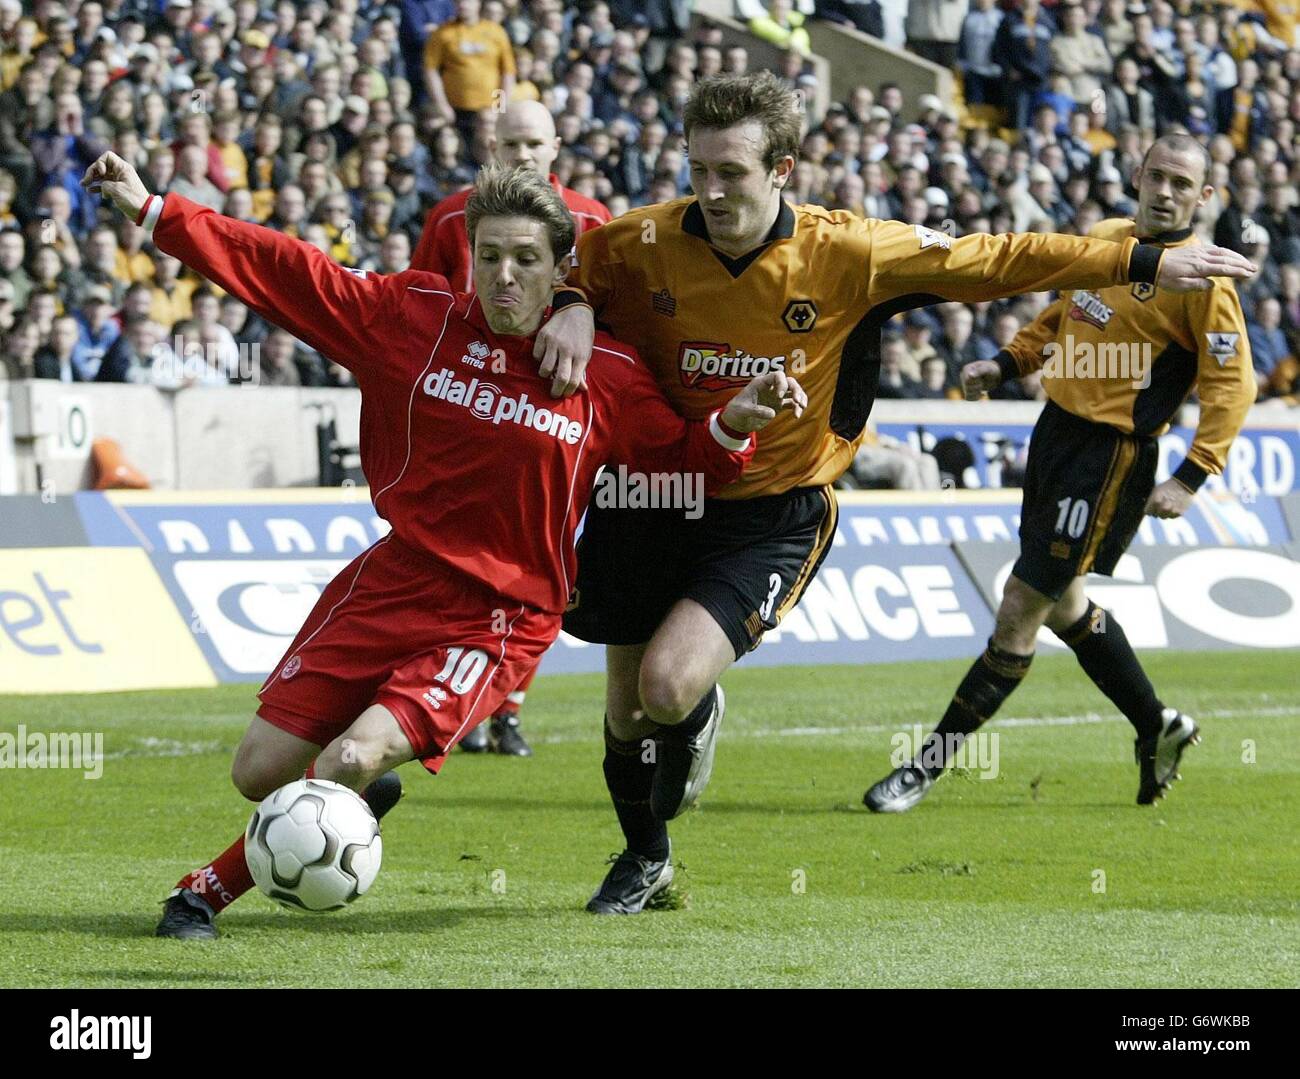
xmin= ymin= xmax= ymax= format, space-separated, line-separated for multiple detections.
xmin=1140 ymin=132 xmax=1212 ymax=186
xmin=465 ymin=162 xmax=576 ymax=264
xmin=682 ymin=72 xmax=802 ymax=171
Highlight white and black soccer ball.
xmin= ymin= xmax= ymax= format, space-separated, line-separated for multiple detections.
xmin=245 ymin=779 xmax=382 ymax=912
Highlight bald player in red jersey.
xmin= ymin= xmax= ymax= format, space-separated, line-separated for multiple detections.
xmin=411 ymin=101 xmax=611 ymax=292
xmin=413 ymin=100 xmax=611 ymax=753
xmin=81 ymin=152 xmax=805 ymax=939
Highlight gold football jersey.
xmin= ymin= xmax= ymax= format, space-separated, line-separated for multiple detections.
xmin=1003 ymin=218 xmax=1256 ymax=486
xmin=569 ymin=198 xmax=1160 ymax=498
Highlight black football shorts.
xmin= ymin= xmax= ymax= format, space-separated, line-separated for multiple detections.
xmin=1013 ymin=399 xmax=1159 ymax=601
xmin=564 ymin=483 xmax=838 ymax=660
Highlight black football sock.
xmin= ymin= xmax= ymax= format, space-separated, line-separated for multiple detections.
xmin=1056 ymin=601 xmax=1164 ymax=739
xmin=602 ymin=719 xmax=669 ymax=861
xmin=655 ymin=685 xmax=717 ymax=740
xmin=920 ymin=641 xmax=1033 ymax=778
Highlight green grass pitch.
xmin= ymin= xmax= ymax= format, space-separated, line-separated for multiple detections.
xmin=1 ymin=650 xmax=1297 ymax=988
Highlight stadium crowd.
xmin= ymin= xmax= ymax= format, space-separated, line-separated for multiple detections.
xmin=0 ymin=0 xmax=1297 ymax=408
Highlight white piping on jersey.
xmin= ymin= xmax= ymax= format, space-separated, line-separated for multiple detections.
xmin=557 ymin=396 xmax=595 ymax=602
xmin=443 ymin=603 xmax=527 ymax=751
xmin=433 ymin=209 xmax=473 ymax=290
xmin=370 ymin=287 xmax=456 ymax=516
xmin=258 ymin=534 xmax=392 ymax=693
xmin=591 ymin=343 xmax=636 ymax=366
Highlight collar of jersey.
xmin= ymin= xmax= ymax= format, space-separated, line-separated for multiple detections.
xmin=1135 ymin=226 xmax=1194 ymax=245
xmin=682 ymin=199 xmax=796 ymax=278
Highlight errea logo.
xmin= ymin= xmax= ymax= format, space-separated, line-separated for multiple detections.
xmin=461 ymin=341 xmax=489 ymax=369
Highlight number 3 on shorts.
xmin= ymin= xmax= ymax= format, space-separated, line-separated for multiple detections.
xmin=759 ymin=572 xmax=782 ymax=621
xmin=434 ymin=647 xmax=489 ymax=694
xmin=1055 ymin=497 xmax=1090 ymax=540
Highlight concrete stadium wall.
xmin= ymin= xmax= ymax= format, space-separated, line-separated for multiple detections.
xmin=2 ymin=379 xmax=1297 ymax=497
xmin=691 ymin=10 xmax=832 ymax=120
xmin=1 ymin=380 xmax=361 ymax=495
xmin=692 ymin=0 xmax=951 ymax=111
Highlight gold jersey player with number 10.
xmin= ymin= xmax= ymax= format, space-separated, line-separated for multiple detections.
xmin=537 ymin=73 xmax=1257 ymax=915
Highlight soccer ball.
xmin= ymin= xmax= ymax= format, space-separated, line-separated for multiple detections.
xmin=245 ymin=779 xmax=382 ymax=912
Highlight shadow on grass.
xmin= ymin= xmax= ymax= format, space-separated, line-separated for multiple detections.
xmin=73 ymin=969 xmax=254 ymax=985
xmin=0 ymin=904 xmax=542 ymax=940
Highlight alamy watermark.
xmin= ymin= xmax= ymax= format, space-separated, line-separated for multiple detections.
xmin=0 ymin=725 xmax=103 ymax=779
xmin=890 ymin=724 xmax=1000 ymax=779
xmin=151 ymin=336 xmax=261 ymax=386
xmin=592 ymin=465 xmax=704 ymax=519
xmin=1042 ymin=333 xmax=1152 ymax=389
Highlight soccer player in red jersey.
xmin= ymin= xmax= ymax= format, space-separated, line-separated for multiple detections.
xmin=80 ymin=152 xmax=805 ymax=939
xmin=411 ymin=101 xmax=611 ymax=291
xmin=411 ymin=100 xmax=610 ymax=755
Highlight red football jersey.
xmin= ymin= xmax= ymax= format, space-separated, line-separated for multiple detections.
xmin=410 ymin=173 xmax=611 ymax=291
xmin=146 ymin=194 xmax=753 ymax=614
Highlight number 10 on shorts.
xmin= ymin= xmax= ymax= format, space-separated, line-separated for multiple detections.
xmin=434 ymin=647 xmax=489 ymax=694
xmin=1055 ymin=497 xmax=1090 ymax=539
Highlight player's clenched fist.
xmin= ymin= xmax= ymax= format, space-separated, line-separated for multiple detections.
xmin=720 ymin=370 xmax=807 ymax=433
xmin=80 ymin=151 xmax=152 ymax=223
xmin=960 ymin=359 xmax=1003 ymax=401
xmin=1144 ymin=477 xmax=1194 ymax=519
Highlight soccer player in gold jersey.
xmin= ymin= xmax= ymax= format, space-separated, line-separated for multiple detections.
xmin=865 ymin=133 xmax=1257 ymax=813
xmin=532 ymin=75 xmax=1255 ymax=912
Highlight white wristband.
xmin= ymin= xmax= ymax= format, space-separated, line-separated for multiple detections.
xmin=709 ymin=411 xmax=751 ymax=452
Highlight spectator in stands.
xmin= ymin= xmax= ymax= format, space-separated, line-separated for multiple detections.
xmin=935 ymin=303 xmax=985 ymax=388
xmin=993 ymin=0 xmax=1058 ymax=131
xmin=1052 ymin=2 xmax=1113 ymax=104
xmin=820 ymin=1 xmax=885 ymax=40
xmin=914 ymin=355 xmax=954 ymax=399
xmin=905 ymin=0 xmax=964 ymax=69
xmin=1094 ymin=163 xmax=1137 ymax=216
xmin=34 ymin=313 xmax=81 ymax=381
xmin=147 ymin=248 xmax=195 ymax=330
xmin=1119 ymin=9 xmax=1179 ymax=123
xmin=1215 ymin=182 xmax=1263 ymax=254
xmin=170 ymin=144 xmax=226 ymax=212
xmin=0 ymin=228 xmax=30 ymax=312
xmin=98 ymin=314 xmax=161 ymax=384
xmin=748 ymin=0 xmax=812 ymax=57
xmin=72 ymin=284 xmax=120 ymax=381
xmin=0 ymin=64 xmax=55 ymax=217
xmin=1249 ymin=296 xmax=1296 ymax=397
xmin=1259 ymin=181 xmax=1300 ymax=265
xmin=1099 ymin=0 xmax=1135 ymax=57
xmin=423 ymin=0 xmax=515 ymax=141
xmin=1 ymin=317 xmax=41 ymax=381
xmin=876 ymin=334 xmax=919 ymax=399
xmin=851 ymin=424 xmax=942 ymax=490
xmin=257 ymin=327 xmax=303 ymax=388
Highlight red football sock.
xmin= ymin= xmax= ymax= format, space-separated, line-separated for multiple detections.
xmin=177 ymin=834 xmax=255 ymax=914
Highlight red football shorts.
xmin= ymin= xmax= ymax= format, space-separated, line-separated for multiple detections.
xmin=257 ymin=534 xmax=559 ymax=773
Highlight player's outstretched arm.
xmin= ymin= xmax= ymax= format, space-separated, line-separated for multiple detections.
xmin=865 ymin=221 xmax=1256 ymax=307
xmin=81 ymin=151 xmax=391 ymax=373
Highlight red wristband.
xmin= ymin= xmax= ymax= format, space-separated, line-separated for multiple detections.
xmin=134 ymin=194 xmax=156 ymax=227
xmin=716 ymin=413 xmax=747 ymax=442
